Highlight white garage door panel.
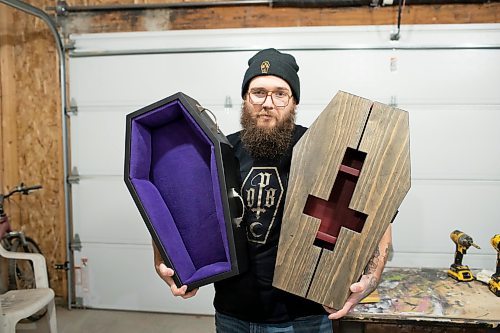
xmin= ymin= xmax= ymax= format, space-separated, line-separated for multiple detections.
xmin=70 ymin=53 xmax=244 ymax=107
xmin=407 ymin=105 xmax=500 ymax=180
xmin=394 ymin=50 xmax=500 ymax=105
xmin=388 ymin=252 xmax=495 ymax=271
xmin=74 ymin=243 xmax=215 ymax=314
xmin=71 ymin=104 xmax=500 ymax=180
xmin=392 ymin=179 xmax=500 ymax=255
xmin=71 ymin=107 xmax=133 ymax=176
xmin=72 ymin=103 xmax=244 ymax=176
xmin=68 ymin=25 xmax=500 ymax=312
xmin=289 ymin=50 xmax=500 ymax=106
xmin=72 ymin=177 xmax=149 ymax=244
xmin=297 ymin=50 xmax=397 ymax=105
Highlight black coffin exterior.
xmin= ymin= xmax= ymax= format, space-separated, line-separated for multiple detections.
xmin=124 ymin=92 xmax=247 ymax=291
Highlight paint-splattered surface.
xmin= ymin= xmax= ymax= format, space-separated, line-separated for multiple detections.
xmin=349 ymin=268 xmax=499 ymax=327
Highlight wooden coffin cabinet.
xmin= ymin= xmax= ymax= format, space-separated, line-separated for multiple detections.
xmin=273 ymin=91 xmax=411 ymax=309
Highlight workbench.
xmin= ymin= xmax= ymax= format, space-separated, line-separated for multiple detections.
xmin=336 ymin=267 xmax=499 ymax=333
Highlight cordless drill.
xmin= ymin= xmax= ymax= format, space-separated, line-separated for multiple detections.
xmin=447 ymin=230 xmax=480 ymax=282
xmin=488 ymin=234 xmax=500 ymax=296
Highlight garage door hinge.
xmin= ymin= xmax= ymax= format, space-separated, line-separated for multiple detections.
xmin=64 ymin=39 xmax=75 ymax=51
xmin=66 ymin=105 xmax=78 ymax=116
xmin=66 ymin=98 xmax=78 ymax=116
xmin=70 ymin=233 xmax=82 ymax=252
xmin=54 ymin=261 xmax=70 ymax=271
xmin=67 ymin=166 xmax=80 ymax=184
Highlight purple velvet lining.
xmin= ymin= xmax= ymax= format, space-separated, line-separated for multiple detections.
xmin=129 ymin=100 xmax=231 ymax=284
xmin=131 ymin=178 xmax=196 ymax=280
xmin=209 ymin=146 xmax=230 ymax=263
xmin=129 ymin=122 xmax=151 ymax=180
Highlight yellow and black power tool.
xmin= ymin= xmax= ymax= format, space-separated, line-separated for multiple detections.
xmin=488 ymin=234 xmax=500 ymax=296
xmin=447 ymin=230 xmax=480 ymax=282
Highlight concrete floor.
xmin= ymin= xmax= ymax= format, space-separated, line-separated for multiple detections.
xmin=17 ymin=306 xmax=216 ymax=333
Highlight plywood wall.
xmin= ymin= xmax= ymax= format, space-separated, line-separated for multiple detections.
xmin=0 ymin=2 xmax=66 ymax=298
xmin=0 ymin=0 xmax=499 ymax=305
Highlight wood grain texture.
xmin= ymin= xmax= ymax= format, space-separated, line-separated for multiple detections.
xmin=308 ymin=100 xmax=410 ymax=309
xmin=58 ymin=3 xmax=500 ymax=34
xmin=273 ymin=91 xmax=372 ymax=297
xmin=273 ymin=91 xmax=410 ymax=310
xmin=0 ymin=1 xmax=67 ymax=298
xmin=0 ymin=5 xmax=20 ymax=221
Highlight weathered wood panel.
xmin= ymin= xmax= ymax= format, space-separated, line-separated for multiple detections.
xmin=273 ymin=92 xmax=373 ymax=298
xmin=308 ymin=100 xmax=410 ymax=308
xmin=58 ymin=3 xmax=500 ymax=34
xmin=273 ymin=91 xmax=410 ymax=310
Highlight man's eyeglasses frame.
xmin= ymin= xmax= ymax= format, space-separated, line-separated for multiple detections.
xmin=247 ymin=90 xmax=293 ymax=108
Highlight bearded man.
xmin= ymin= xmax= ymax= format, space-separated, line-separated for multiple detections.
xmin=154 ymin=48 xmax=392 ymax=333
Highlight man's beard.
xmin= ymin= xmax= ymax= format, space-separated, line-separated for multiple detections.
xmin=240 ymin=102 xmax=296 ymax=160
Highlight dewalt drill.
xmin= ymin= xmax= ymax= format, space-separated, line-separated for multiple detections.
xmin=447 ymin=230 xmax=480 ymax=282
xmin=488 ymin=234 xmax=500 ymax=296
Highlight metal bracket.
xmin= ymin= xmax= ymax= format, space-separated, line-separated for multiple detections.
xmin=64 ymin=39 xmax=76 ymax=51
xmin=66 ymin=105 xmax=78 ymax=116
xmin=55 ymin=0 xmax=69 ymax=16
xmin=70 ymin=233 xmax=82 ymax=251
xmin=390 ymin=31 xmax=400 ymax=41
xmin=73 ymin=297 xmax=84 ymax=308
xmin=197 ymin=105 xmax=220 ymax=134
xmin=67 ymin=166 xmax=80 ymax=184
xmin=390 ymin=95 xmax=398 ymax=107
xmin=54 ymin=261 xmax=70 ymax=271
xmin=66 ymin=98 xmax=78 ymax=116
xmin=224 ymin=95 xmax=233 ymax=110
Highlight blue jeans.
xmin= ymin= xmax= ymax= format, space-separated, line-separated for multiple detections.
xmin=215 ymin=312 xmax=333 ymax=333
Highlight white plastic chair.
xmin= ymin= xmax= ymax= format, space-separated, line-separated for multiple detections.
xmin=0 ymin=242 xmax=57 ymax=332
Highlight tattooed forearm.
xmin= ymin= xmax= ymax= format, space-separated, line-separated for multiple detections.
xmin=365 ymin=247 xmax=380 ymax=275
xmin=365 ymin=241 xmax=392 ymax=276
xmin=383 ymin=244 xmax=390 ymax=266
xmin=360 ymin=248 xmax=386 ymax=297
xmin=368 ymin=276 xmax=378 ymax=293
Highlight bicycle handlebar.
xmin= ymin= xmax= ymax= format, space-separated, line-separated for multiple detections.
xmin=1 ymin=183 xmax=43 ymax=200
xmin=22 ymin=185 xmax=43 ymax=192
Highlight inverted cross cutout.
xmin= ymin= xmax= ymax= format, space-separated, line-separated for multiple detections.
xmin=303 ymin=148 xmax=368 ymax=251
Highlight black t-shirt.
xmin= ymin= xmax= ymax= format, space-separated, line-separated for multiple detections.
xmin=213 ymin=124 xmax=326 ymax=323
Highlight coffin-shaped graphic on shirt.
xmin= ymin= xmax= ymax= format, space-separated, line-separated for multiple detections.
xmin=124 ymin=92 xmax=248 ymax=291
xmin=242 ymin=167 xmax=284 ymax=244
xmin=273 ymin=91 xmax=411 ymax=309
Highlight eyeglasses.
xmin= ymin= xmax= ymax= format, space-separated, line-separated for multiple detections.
xmin=248 ymin=89 xmax=292 ymax=108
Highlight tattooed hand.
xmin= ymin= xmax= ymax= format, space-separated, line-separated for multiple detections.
xmin=324 ymin=225 xmax=392 ymax=320
xmin=323 ymin=273 xmax=379 ymax=320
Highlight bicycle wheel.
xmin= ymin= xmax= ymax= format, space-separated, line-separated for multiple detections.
xmin=8 ymin=236 xmax=48 ymax=321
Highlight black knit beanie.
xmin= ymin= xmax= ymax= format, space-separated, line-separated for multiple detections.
xmin=241 ymin=48 xmax=300 ymax=104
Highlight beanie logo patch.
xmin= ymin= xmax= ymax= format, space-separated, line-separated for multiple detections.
xmin=260 ymin=61 xmax=270 ymax=74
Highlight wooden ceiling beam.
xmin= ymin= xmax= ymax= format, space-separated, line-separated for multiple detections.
xmin=58 ymin=3 xmax=500 ymax=34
